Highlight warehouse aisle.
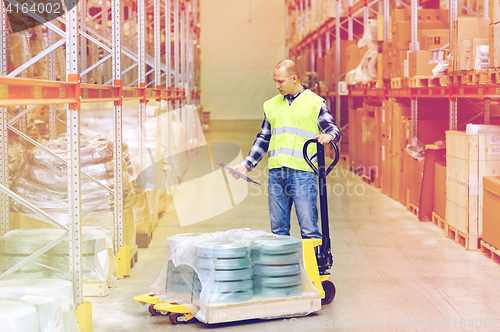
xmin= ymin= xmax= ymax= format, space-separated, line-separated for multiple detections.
xmin=89 ymin=120 xmax=500 ymax=332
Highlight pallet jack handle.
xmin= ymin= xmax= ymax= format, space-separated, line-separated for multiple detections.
xmin=303 ymin=139 xmax=339 ymax=275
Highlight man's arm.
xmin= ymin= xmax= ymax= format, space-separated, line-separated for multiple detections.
xmin=314 ymin=101 xmax=341 ymax=145
xmin=232 ymin=116 xmax=271 ymax=176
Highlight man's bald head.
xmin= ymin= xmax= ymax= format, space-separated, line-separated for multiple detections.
xmin=275 ymin=59 xmax=299 ymax=78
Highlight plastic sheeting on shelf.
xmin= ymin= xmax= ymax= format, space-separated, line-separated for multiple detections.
xmin=0 ymin=300 xmax=39 ymax=332
xmin=0 ymin=228 xmax=114 ymax=288
xmin=11 ymin=134 xmax=137 ymax=214
xmin=345 ymin=19 xmax=379 ymax=85
xmin=150 ymin=229 xmax=320 ymax=323
xmin=0 ymin=285 xmax=80 ymax=332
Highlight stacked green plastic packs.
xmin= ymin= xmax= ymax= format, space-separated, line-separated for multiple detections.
xmin=252 ymin=236 xmax=303 ymax=297
xmin=196 ymin=242 xmax=253 ymax=303
xmin=0 ymin=228 xmax=108 ymax=282
xmin=166 ymin=261 xmax=202 ymax=303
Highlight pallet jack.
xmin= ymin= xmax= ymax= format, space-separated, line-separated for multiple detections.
xmin=134 ymin=139 xmax=339 ymax=324
xmin=301 ymin=139 xmax=339 ymax=305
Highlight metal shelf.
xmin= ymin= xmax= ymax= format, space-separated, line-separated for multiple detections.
xmin=0 ymin=0 xmax=201 ymax=310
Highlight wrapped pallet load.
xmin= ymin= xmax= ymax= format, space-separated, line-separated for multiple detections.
xmin=8 ymin=134 xmax=137 ymax=282
xmin=0 ymin=228 xmax=116 ymax=297
xmin=150 ymin=229 xmax=321 ymax=324
xmin=79 ymin=102 xmax=164 ymax=242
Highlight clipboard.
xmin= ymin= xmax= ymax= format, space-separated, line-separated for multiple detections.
xmin=216 ymin=163 xmax=261 ymax=185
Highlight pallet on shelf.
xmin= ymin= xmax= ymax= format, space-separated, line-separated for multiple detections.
xmin=470 ymin=70 xmax=491 ymax=85
xmin=487 ymin=69 xmax=500 ymax=84
xmin=408 ymin=75 xmax=442 ymax=88
xmin=480 ymin=240 xmax=500 ymax=263
xmin=390 ymin=77 xmax=409 ymax=89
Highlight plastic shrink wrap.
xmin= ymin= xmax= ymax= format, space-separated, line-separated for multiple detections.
xmin=0 ymin=285 xmax=80 ymax=332
xmin=150 ymin=229 xmax=321 ymax=324
xmin=11 ymin=134 xmax=137 ymax=214
xmin=0 ymin=279 xmax=80 ymax=331
xmin=0 ymin=300 xmax=39 ymax=332
xmin=345 ymin=19 xmax=378 ymax=85
xmin=0 ymin=228 xmax=116 ymax=295
xmin=6 ymin=32 xmax=33 ymax=77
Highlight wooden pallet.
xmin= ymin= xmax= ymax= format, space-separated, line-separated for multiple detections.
xmin=408 ymin=203 xmax=419 ymax=218
xmin=480 ymin=240 xmax=500 ymax=263
xmin=488 ymin=69 xmax=500 ymax=85
xmin=390 ymin=77 xmax=409 ymax=89
xmin=83 ymin=280 xmax=109 ymax=297
xmin=445 ymin=224 xmax=480 ymax=251
xmin=448 ymin=72 xmax=467 ymax=86
xmin=408 ymin=76 xmax=442 ymax=88
xmin=470 ymin=70 xmax=491 ymax=85
xmin=431 ymin=212 xmax=446 ymax=232
xmin=361 ymin=174 xmax=372 ymax=184
xmin=204 ymin=290 xmax=321 ymax=324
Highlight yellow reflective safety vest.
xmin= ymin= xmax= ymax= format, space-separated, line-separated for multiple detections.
xmin=264 ymin=89 xmax=324 ymax=171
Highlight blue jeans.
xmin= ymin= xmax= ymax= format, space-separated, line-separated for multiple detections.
xmin=268 ymin=167 xmax=321 ymax=239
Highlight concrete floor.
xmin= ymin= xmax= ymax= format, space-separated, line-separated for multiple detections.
xmin=88 ymin=120 xmax=500 ymax=332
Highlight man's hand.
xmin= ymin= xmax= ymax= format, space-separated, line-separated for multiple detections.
xmin=230 ymin=164 xmax=249 ymax=180
xmin=313 ymin=133 xmax=334 ymax=146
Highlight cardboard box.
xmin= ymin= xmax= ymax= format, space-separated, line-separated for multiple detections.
xmin=445 ymin=131 xmax=500 ymax=249
xmin=408 ymin=51 xmax=435 ymax=77
xmin=483 ymin=176 xmax=500 ymax=249
xmin=420 ymin=30 xmax=450 ymax=50
xmin=392 ymin=21 xmax=451 ymax=50
xmin=434 ymin=162 xmax=446 ymax=218
xmin=459 ymin=40 xmax=472 ymax=71
xmin=490 ymin=23 xmax=500 ymax=68
xmin=316 ymin=57 xmax=325 ymax=82
xmin=391 ymin=9 xmax=449 ymax=24
xmin=346 ymin=43 xmax=368 ymax=72
xmin=452 ymin=18 xmax=489 ymax=71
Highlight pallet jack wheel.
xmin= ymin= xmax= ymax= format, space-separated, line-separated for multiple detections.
xmin=148 ymin=304 xmax=162 ymax=316
xmin=321 ymin=280 xmax=336 ymax=305
xmin=170 ymin=313 xmax=186 ymax=325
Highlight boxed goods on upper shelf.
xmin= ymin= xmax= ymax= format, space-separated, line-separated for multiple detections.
xmin=451 ymin=18 xmax=489 ymax=72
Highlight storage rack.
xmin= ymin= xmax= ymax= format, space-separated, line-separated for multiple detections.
xmin=286 ymin=0 xmax=496 ymax=149
xmin=285 ymin=0 xmax=382 ymax=151
xmin=0 ymin=0 xmax=201 ymax=311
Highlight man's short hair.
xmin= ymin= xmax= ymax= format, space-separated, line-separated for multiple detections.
xmin=275 ymin=59 xmax=299 ymax=78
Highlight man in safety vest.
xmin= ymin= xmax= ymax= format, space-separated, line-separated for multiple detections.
xmin=232 ymin=59 xmax=341 ymax=239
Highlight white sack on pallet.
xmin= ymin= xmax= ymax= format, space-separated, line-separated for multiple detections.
xmin=346 ymin=19 xmax=379 ymax=85
xmin=150 ymin=229 xmax=321 ymax=324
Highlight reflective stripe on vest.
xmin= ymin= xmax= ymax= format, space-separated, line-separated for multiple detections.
xmin=268 ymin=148 xmax=317 ymax=162
xmin=271 ymin=126 xmax=317 ymax=139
